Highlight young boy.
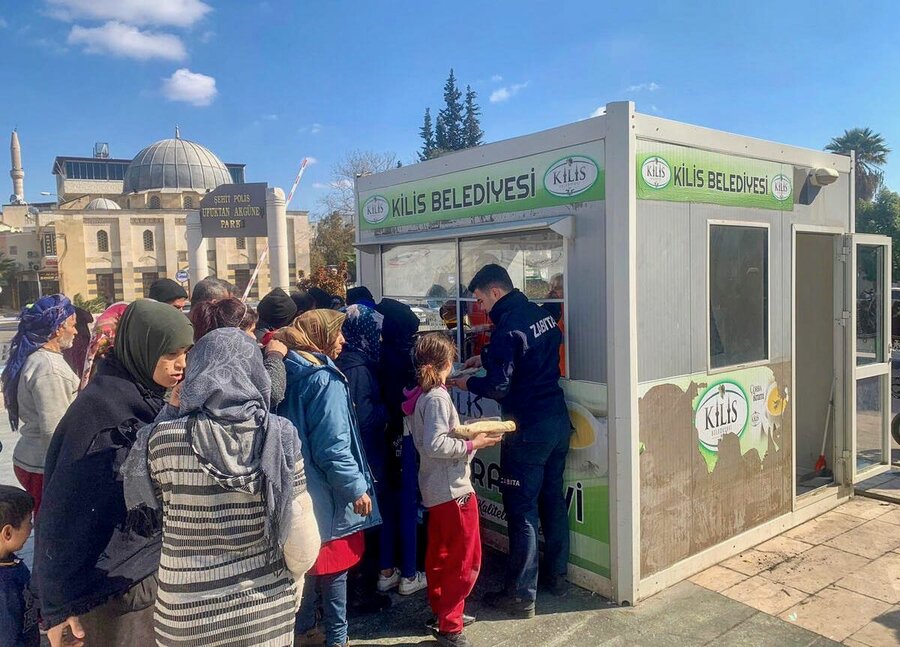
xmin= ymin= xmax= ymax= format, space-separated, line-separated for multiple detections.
xmin=0 ymin=485 xmax=38 ymax=647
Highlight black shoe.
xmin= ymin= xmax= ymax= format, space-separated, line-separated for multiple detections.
xmin=482 ymin=590 xmax=535 ymax=619
xmin=433 ymin=630 xmax=473 ymax=647
xmin=425 ymin=613 xmax=476 ymax=631
xmin=543 ymin=576 xmax=569 ymax=597
xmin=349 ymin=591 xmax=391 ymax=613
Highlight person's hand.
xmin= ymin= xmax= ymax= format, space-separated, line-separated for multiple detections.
xmin=471 ymin=434 xmax=502 ymax=450
xmin=448 ymin=376 xmax=470 ymax=391
xmin=167 ymin=381 xmax=183 ymax=408
xmin=48 ymin=617 xmax=85 ymax=647
xmin=464 ymin=355 xmax=482 ymax=369
xmin=266 ymin=339 xmax=288 ymax=358
xmin=353 ymin=493 xmax=373 ymax=516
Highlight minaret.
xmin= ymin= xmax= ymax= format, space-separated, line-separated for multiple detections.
xmin=10 ymin=129 xmax=24 ymax=204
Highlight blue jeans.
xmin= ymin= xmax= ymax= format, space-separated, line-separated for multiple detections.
xmin=296 ymin=570 xmax=349 ymax=646
xmin=500 ymin=412 xmax=571 ymax=601
xmin=377 ymin=434 xmax=420 ymax=578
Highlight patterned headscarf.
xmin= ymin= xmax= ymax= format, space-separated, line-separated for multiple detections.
xmin=123 ymin=328 xmax=301 ymax=551
xmin=342 ymin=304 xmax=384 ymax=364
xmin=80 ymin=302 xmax=128 ymax=390
xmin=275 ymin=309 xmax=346 ymax=358
xmin=1 ymin=294 xmax=76 ymax=430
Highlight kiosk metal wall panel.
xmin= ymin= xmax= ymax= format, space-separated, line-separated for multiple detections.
xmin=568 ymin=206 xmax=608 ymax=383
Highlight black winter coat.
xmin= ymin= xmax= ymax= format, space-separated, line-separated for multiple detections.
xmin=336 ymin=349 xmax=388 ymax=485
xmin=34 ymin=354 xmax=165 ymax=628
xmin=467 ymin=289 xmax=567 ymax=428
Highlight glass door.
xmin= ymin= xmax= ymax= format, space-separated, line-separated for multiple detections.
xmin=851 ymin=235 xmax=892 ymax=481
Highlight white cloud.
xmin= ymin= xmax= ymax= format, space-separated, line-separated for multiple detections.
xmin=625 ymin=81 xmax=660 ymax=92
xmin=589 ymin=106 xmax=606 ymax=118
xmin=262 ymin=114 xmax=278 ymax=121
xmin=47 ymin=0 xmax=211 ymax=27
xmin=305 ymin=156 xmax=318 ymax=165
xmin=491 ymin=74 xmax=502 ymax=83
xmin=310 ymin=123 xmax=322 ymax=134
xmin=199 ymin=29 xmax=214 ymax=43
xmin=162 ymin=68 xmax=217 ymax=106
xmin=68 ymin=21 xmax=186 ymax=60
xmin=490 ymin=81 xmax=529 ymax=103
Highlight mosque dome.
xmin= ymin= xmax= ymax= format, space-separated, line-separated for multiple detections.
xmin=85 ymin=197 xmax=121 ymax=210
xmin=122 ymin=137 xmax=232 ymax=194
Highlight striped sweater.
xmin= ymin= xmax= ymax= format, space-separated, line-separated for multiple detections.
xmin=148 ymin=418 xmax=300 ymax=647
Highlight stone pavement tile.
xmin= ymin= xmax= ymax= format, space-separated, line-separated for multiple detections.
xmin=846 ymin=606 xmax=900 ymax=647
xmin=784 ymin=511 xmax=866 ymax=545
xmin=824 ymin=519 xmax=900 ymax=559
xmin=836 ymin=498 xmax=895 ymax=520
xmin=720 ymin=548 xmax=789 ymax=577
xmin=688 ymin=565 xmax=747 ymax=593
xmin=778 ymin=585 xmax=890 ymax=642
xmin=835 ymin=552 xmax=900 ymax=605
xmin=712 ymin=612 xmax=841 ymax=647
xmin=879 ymin=509 xmax=900 ymax=526
xmin=721 ymin=575 xmax=809 ymax=615
xmin=754 ymin=535 xmax=815 ymax=557
xmin=609 ymin=582 xmax=758 ymax=646
xmin=761 ymin=545 xmax=870 ymax=594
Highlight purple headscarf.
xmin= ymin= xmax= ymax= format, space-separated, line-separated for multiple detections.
xmin=1 ymin=294 xmax=76 ymax=429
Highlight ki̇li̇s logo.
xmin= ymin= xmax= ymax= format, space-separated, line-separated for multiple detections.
xmin=362 ymin=195 xmax=389 ymax=224
xmin=694 ymin=381 xmax=749 ymax=452
xmin=641 ymin=156 xmax=671 ymax=189
xmin=543 ymin=156 xmax=599 ymax=197
xmin=771 ymin=174 xmax=791 ymax=201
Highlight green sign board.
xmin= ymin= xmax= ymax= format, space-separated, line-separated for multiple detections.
xmin=358 ymin=142 xmax=605 ymax=231
xmin=636 ymin=141 xmax=794 ymax=211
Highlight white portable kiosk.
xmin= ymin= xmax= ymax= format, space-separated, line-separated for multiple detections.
xmin=354 ymin=101 xmax=892 ymax=604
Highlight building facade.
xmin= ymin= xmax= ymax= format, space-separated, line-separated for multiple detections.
xmin=1 ymin=132 xmax=310 ymax=307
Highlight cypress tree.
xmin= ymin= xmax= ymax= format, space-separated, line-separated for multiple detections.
xmin=419 ymin=108 xmax=436 ymax=161
xmin=463 ymin=85 xmax=484 ymax=148
xmin=439 ymin=69 xmax=464 ymax=150
xmin=435 ymin=111 xmax=448 ymax=152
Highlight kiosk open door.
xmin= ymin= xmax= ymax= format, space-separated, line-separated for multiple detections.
xmin=850 ymin=234 xmax=893 ymax=483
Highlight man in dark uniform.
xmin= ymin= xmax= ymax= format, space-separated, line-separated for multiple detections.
xmin=450 ymin=264 xmax=570 ymax=618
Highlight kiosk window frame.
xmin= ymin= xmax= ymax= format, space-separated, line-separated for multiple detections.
xmin=379 ymin=229 xmax=568 ymax=372
xmin=707 ymin=220 xmax=771 ymax=373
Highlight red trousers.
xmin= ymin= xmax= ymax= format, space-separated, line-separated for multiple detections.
xmin=14 ymin=466 xmax=43 ymax=516
xmin=426 ymin=494 xmax=482 ymax=634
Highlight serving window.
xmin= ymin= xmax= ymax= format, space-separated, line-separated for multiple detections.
xmin=380 ymin=230 xmax=567 ymax=375
xmin=708 ymin=223 xmax=769 ymax=370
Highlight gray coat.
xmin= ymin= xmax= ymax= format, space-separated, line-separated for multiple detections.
xmin=409 ymin=387 xmax=474 ymax=508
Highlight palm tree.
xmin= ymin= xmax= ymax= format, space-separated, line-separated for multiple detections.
xmin=825 ymin=128 xmax=891 ymax=201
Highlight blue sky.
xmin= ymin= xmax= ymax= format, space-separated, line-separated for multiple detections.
xmin=2 ymin=1 xmax=899 ymax=214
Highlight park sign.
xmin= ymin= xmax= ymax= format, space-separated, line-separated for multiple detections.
xmin=200 ymin=182 xmax=268 ymax=238
xmin=358 ymin=142 xmax=605 ymax=231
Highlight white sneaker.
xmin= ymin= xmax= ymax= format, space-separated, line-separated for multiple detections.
xmin=399 ymin=571 xmax=428 ymax=595
xmin=377 ymin=568 xmax=400 ymax=592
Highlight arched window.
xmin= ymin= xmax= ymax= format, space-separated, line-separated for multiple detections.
xmin=143 ymin=229 xmax=154 ymax=251
xmin=183 ymin=196 xmax=194 ymax=209
xmin=236 ymin=237 xmax=246 ymax=250
xmin=97 ymin=230 xmax=109 ymax=252
xmin=149 ymin=195 xmax=161 ymax=209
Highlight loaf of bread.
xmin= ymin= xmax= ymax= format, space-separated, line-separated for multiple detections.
xmin=453 ymin=420 xmax=517 ymax=439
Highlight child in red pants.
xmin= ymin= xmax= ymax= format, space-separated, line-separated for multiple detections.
xmin=405 ymin=333 xmax=500 ymax=647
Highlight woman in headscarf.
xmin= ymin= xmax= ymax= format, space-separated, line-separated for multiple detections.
xmin=275 ymin=310 xmax=380 ymax=647
xmin=62 ymin=306 xmax=93 ymax=380
xmin=125 ymin=328 xmax=319 ymax=647
xmin=34 ymin=299 xmax=194 ymax=647
xmin=1 ymin=294 xmax=78 ymax=514
xmin=79 ymin=301 xmax=128 ymax=390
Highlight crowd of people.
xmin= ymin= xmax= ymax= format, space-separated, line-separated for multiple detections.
xmin=0 ymin=264 xmax=572 ymax=647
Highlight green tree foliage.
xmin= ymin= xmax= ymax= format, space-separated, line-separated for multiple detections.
xmin=826 ymin=128 xmax=891 ymax=202
xmin=463 ymin=85 xmax=484 ymax=148
xmin=309 ymin=211 xmax=356 ymax=281
xmin=857 ymin=188 xmax=900 ymax=280
xmin=73 ymin=293 xmax=107 ymax=313
xmin=419 ymin=108 xmax=436 ymax=161
xmin=422 ymin=70 xmax=483 ymax=159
